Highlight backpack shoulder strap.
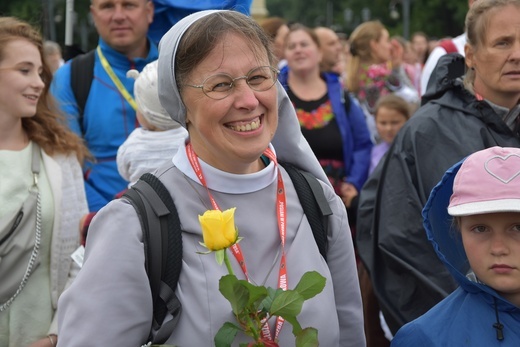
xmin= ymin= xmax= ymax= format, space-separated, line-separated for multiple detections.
xmin=280 ymin=162 xmax=333 ymax=261
xmin=70 ymin=50 xmax=95 ymax=130
xmin=122 ymin=173 xmax=182 ymax=344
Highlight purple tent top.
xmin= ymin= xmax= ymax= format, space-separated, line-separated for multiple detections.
xmin=150 ymin=0 xmax=253 ymax=44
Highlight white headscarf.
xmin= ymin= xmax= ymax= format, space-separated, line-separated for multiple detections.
xmin=157 ymin=10 xmax=330 ymax=186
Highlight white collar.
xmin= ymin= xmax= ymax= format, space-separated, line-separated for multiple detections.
xmin=172 ymin=140 xmax=277 ymax=194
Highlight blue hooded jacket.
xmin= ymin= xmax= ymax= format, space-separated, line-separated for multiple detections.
xmin=391 ymin=158 xmax=520 ymax=346
xmin=278 ymin=67 xmax=373 ymax=191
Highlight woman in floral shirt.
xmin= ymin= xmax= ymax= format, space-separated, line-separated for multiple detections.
xmin=346 ymin=20 xmax=419 ymax=142
xmin=278 ymin=24 xmax=373 ymax=228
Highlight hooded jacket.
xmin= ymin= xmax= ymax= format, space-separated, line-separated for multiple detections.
xmin=356 ymin=53 xmax=520 ymax=334
xmin=391 ymin=158 xmax=520 ymax=346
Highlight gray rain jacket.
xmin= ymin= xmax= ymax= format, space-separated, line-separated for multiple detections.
xmin=356 ymin=53 xmax=520 ymax=334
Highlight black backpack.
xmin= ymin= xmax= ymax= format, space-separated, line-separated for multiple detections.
xmin=70 ymin=50 xmax=95 ymax=131
xmin=122 ymin=162 xmax=333 ymax=344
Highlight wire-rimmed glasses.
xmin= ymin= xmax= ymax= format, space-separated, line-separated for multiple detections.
xmin=183 ymin=66 xmax=279 ymax=100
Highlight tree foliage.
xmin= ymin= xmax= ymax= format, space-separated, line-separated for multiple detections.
xmin=2 ymin=0 xmax=469 ymax=49
xmin=266 ymin=0 xmax=469 ymax=40
xmin=1 ymin=0 xmax=93 ymax=53
xmin=0 ymin=0 xmax=45 ymax=31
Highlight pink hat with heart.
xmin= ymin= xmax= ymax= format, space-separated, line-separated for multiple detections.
xmin=448 ymin=146 xmax=520 ymax=216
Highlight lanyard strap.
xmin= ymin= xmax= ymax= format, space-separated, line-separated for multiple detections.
xmin=96 ymin=46 xmax=138 ymax=111
xmin=186 ymin=142 xmax=287 ymax=341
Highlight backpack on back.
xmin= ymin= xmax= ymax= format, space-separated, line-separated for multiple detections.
xmin=123 ymin=163 xmax=333 ymax=344
xmin=70 ymin=50 xmax=95 ymax=132
xmin=123 ymin=173 xmax=182 ymax=344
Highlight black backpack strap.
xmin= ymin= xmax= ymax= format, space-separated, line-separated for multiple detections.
xmin=70 ymin=50 xmax=95 ymax=132
xmin=280 ymin=162 xmax=333 ymax=261
xmin=122 ymin=173 xmax=183 ymax=344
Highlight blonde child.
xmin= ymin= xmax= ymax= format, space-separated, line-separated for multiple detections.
xmin=369 ymin=94 xmax=411 ymax=175
xmin=392 ymin=146 xmax=520 ymax=345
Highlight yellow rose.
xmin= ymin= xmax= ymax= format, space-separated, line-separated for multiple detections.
xmin=199 ymin=208 xmax=238 ymax=251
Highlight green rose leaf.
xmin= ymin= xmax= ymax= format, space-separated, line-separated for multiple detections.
xmin=283 ymin=314 xmax=302 ymax=335
xmin=259 ymin=287 xmax=280 ymax=312
xmin=269 ymin=290 xmax=304 ymax=317
xmin=219 ymin=275 xmax=249 ymax=314
xmin=293 ymin=271 xmax=326 ymax=300
xmin=214 ymin=321 xmax=242 ymax=347
xmin=238 ymin=279 xmax=268 ymax=307
xmin=295 ymin=327 xmax=319 ymax=347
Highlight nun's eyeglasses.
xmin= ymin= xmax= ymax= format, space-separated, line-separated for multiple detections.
xmin=183 ymin=66 xmax=279 ymax=100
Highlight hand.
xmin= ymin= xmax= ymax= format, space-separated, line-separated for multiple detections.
xmin=340 ymin=182 xmax=358 ymax=208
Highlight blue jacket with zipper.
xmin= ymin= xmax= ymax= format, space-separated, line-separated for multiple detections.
xmin=51 ymin=38 xmax=159 ymax=211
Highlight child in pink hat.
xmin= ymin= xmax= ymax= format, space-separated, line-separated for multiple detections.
xmin=392 ymin=146 xmax=520 ymax=346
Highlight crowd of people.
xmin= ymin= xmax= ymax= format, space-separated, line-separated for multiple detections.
xmin=1 ymin=0 xmax=520 ymax=345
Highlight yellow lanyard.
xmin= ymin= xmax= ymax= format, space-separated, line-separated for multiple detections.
xmin=96 ymin=46 xmax=138 ymax=111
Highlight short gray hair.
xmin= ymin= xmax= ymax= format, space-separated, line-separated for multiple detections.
xmin=464 ymin=0 xmax=520 ymax=88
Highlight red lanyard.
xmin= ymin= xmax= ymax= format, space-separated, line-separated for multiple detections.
xmin=186 ymin=142 xmax=287 ymax=341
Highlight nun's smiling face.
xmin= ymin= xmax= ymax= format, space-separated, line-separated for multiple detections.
xmin=181 ymin=33 xmax=279 ymax=174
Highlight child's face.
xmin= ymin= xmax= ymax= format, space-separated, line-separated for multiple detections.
xmin=375 ymin=106 xmax=407 ymax=144
xmin=460 ymin=212 xmax=520 ymax=307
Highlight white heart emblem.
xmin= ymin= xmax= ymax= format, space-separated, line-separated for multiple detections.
xmin=484 ymin=154 xmax=520 ymax=184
